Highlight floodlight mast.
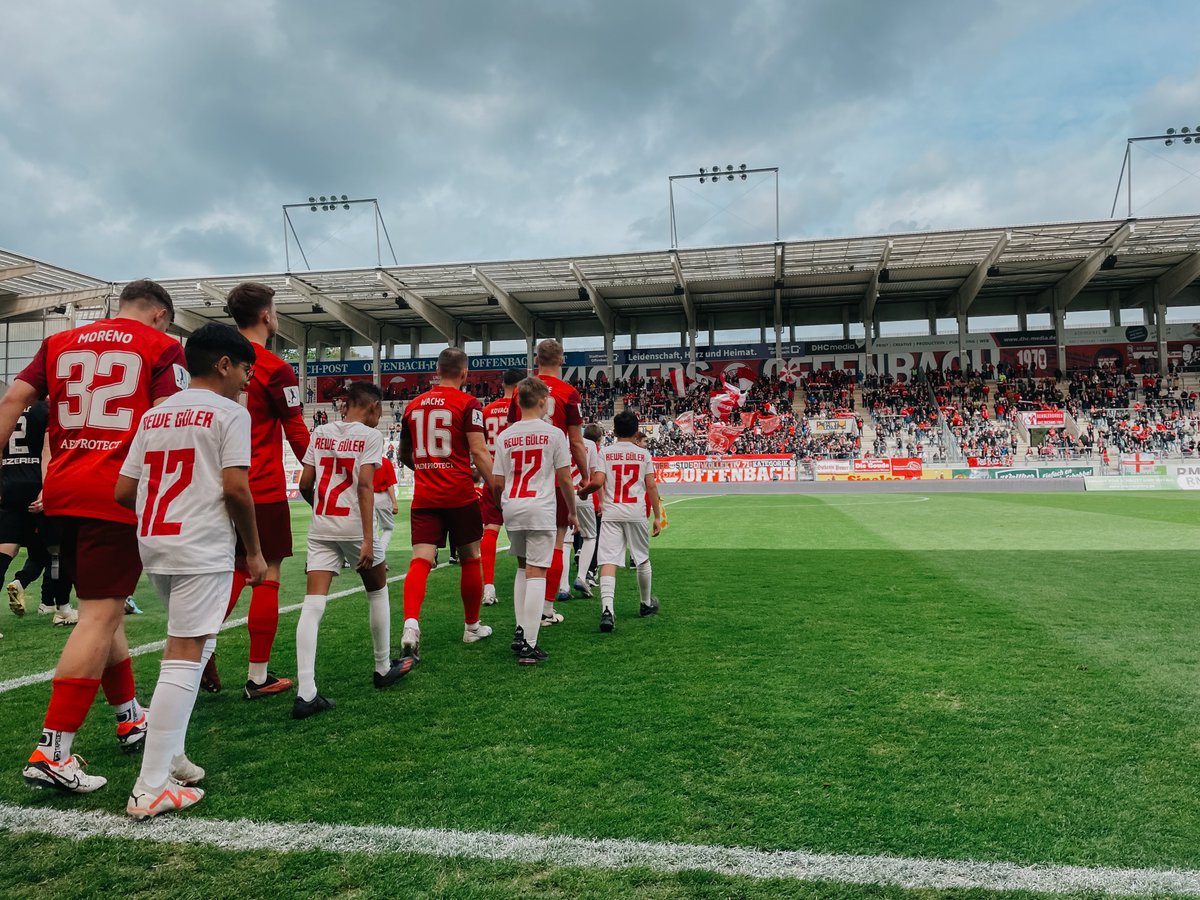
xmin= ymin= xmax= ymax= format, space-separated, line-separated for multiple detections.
xmin=668 ymin=165 xmax=779 ymax=249
xmin=281 ymin=196 xmax=399 ymax=271
xmin=1110 ymin=127 xmax=1200 ymax=218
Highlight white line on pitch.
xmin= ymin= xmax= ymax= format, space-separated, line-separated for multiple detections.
xmin=0 ymin=547 xmax=505 ymax=696
xmin=0 ymin=803 xmax=1197 ymax=896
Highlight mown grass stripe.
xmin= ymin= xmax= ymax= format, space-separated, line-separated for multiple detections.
xmin=2 ymin=802 xmax=1199 ymax=896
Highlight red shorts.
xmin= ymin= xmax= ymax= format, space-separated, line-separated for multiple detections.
xmin=479 ymin=486 xmax=503 ymax=528
xmin=411 ymin=503 xmax=483 ymax=549
xmin=555 ymin=486 xmax=569 ymax=529
xmin=53 ymin=517 xmax=142 ymax=600
xmin=235 ymin=500 xmax=293 ymax=569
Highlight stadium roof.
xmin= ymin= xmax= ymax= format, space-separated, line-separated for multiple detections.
xmin=3 ymin=215 xmax=1200 ymax=346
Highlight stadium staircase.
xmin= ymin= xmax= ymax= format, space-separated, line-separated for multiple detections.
xmin=852 ymin=384 xmax=875 ymax=447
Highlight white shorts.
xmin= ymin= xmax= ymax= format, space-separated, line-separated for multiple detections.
xmin=575 ymin=502 xmax=598 ymax=540
xmin=147 ymin=571 xmax=234 ymax=639
xmin=598 ymin=518 xmax=650 ymax=568
xmin=374 ymin=494 xmax=395 ymax=533
xmin=307 ymin=536 xmax=386 ymax=574
xmin=507 ymin=529 xmax=556 ymax=568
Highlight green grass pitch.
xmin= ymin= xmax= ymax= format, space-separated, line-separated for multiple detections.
xmin=1 ymin=491 xmax=1199 ymax=898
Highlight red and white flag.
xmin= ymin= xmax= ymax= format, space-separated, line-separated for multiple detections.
xmin=706 ymin=423 xmax=745 ymax=454
xmin=740 ymin=411 xmax=757 ymax=429
xmin=674 ymin=411 xmax=695 ymax=434
xmin=758 ymin=415 xmax=781 ymax=434
xmin=709 ymin=376 xmax=748 ymax=421
xmin=668 ymin=368 xmax=687 ymax=398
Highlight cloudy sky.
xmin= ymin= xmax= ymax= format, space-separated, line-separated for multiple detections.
xmin=3 ymin=0 xmax=1200 ymax=282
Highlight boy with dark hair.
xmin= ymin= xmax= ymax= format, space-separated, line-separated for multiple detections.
xmin=583 ymin=410 xmax=662 ymax=632
xmin=295 ymin=380 xmax=411 ymax=719
xmin=116 ymin=322 xmax=265 ymax=818
xmin=209 ymin=281 xmax=310 ymax=699
xmin=493 ymin=377 xmax=576 ymax=665
xmin=479 ymin=367 xmax=525 ymax=606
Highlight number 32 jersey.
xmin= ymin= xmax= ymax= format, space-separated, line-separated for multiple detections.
xmin=18 ymin=318 xmax=189 ymax=524
xmin=401 ymin=386 xmax=484 ymax=509
xmin=119 ymin=389 xmax=251 ymax=574
xmin=303 ymin=420 xmax=383 ymax=542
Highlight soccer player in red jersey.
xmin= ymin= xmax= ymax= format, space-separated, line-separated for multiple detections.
xmin=0 ymin=279 xmax=189 ymax=793
xmin=507 ymin=340 xmax=588 ymax=627
xmin=479 ymin=367 xmax=525 ymax=606
xmin=211 ymin=282 xmax=310 ymax=700
xmin=398 ymin=348 xmax=495 ymax=660
xmin=372 ymin=453 xmax=399 ymax=551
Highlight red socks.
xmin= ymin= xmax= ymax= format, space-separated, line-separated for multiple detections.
xmin=247 ymin=580 xmax=280 ymax=665
xmin=44 ymin=677 xmax=101 ymax=732
xmin=99 ymin=657 xmax=136 ymax=706
xmin=403 ymin=557 xmax=434 ymax=620
xmin=460 ymin=557 xmax=483 ymax=624
xmin=224 ymin=569 xmax=249 ymax=621
xmin=544 ymin=548 xmax=564 ymax=602
xmin=480 ymin=529 xmax=498 ymax=585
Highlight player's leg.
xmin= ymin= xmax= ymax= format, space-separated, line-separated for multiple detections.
xmin=294 ymin=547 xmax=338 ymax=719
xmin=587 ymin=512 xmax=602 ymax=585
xmin=1 ymin=504 xmax=36 ymax=616
xmin=508 ymin=532 xmax=528 ymax=651
xmin=480 ymin=523 xmax=501 ymax=606
xmin=573 ymin=505 xmax=596 ymax=598
xmin=128 ymin=572 xmax=223 ymax=819
xmin=361 ymin=541 xmax=412 ymax=689
xmin=242 ymin=501 xmax=294 ymax=697
xmin=454 ymin=503 xmax=489 ymax=644
xmin=629 ymin=522 xmax=657 ymax=617
xmin=517 ymin=531 xmax=555 ymax=665
xmin=543 ymin=491 xmax=568 ymax=620
xmin=596 ymin=520 xmax=623 ymax=633
xmin=555 ymin=526 xmax=573 ymax=602
xmin=1 ymin=538 xmax=27 ymax=616
xmin=401 ymin=506 xmax=444 ymax=661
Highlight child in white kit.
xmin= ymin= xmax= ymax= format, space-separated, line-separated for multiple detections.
xmin=491 ymin=377 xmax=577 ymax=665
xmin=294 ymin=381 xmax=412 ymax=720
xmin=115 ymin=323 xmax=266 ymax=820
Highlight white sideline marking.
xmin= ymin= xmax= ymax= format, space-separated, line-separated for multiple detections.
xmin=0 ymin=551 xmax=487 ymax=696
xmin=1 ymin=804 xmax=1199 ymax=896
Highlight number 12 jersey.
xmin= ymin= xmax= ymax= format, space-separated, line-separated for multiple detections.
xmin=303 ymin=420 xmax=384 ymax=541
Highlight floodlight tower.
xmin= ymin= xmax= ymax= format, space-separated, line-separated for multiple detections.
xmin=1110 ymin=125 xmax=1200 ymax=218
xmin=668 ymin=164 xmax=780 ymax=249
xmin=282 ymin=195 xmax=399 ymax=270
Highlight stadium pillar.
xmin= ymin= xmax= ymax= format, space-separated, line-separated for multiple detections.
xmin=372 ymin=339 xmax=382 ymax=387
xmin=842 ymin=307 xmax=850 ymax=341
xmin=480 ymin=324 xmax=490 ymax=356
xmin=339 ymin=332 xmax=351 ymax=362
xmin=604 ymin=330 xmax=615 ymax=379
xmin=629 ymin=318 xmax=637 ymax=350
xmin=957 ymin=309 xmax=967 ymax=371
xmin=1108 ymin=292 xmax=1121 ymax=328
xmin=688 ymin=329 xmax=697 ymax=372
xmin=1016 ymin=297 xmax=1028 ymax=332
xmin=526 ymin=333 xmax=535 ymax=371
xmin=410 ymin=329 xmax=420 ymax=358
xmin=1154 ymin=286 xmax=1168 ymax=376
xmin=1052 ymin=301 xmax=1067 ymax=375
xmin=298 ymin=330 xmax=309 ymax=408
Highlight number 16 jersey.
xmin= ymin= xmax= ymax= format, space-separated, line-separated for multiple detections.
xmin=17 ymin=317 xmax=189 ymax=524
xmin=400 ymin=386 xmax=484 ymax=509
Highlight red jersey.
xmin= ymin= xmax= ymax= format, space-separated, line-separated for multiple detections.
xmin=401 ymin=385 xmax=484 ymax=509
xmin=507 ymin=373 xmax=582 ymax=434
xmin=243 ymin=342 xmax=310 ymax=503
xmin=372 ymin=456 xmax=397 ymax=493
xmin=18 ymin=317 xmax=188 ymax=524
xmin=482 ymin=396 xmax=511 ymax=454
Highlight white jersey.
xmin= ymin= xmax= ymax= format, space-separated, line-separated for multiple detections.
xmin=303 ymin=420 xmax=384 ymax=542
xmin=600 ymin=443 xmax=654 ymax=523
xmin=120 ymin=389 xmax=251 ymax=575
xmin=493 ymin=418 xmax=570 ymax=530
xmin=571 ymin=437 xmax=602 ymax=489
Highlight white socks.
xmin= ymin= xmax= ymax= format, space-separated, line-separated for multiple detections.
xmin=248 ymin=662 xmax=268 ymax=685
xmin=139 ymin=658 xmax=202 ymax=787
xmin=524 ymin=577 xmax=546 ymax=648
xmin=600 ymin=575 xmax=616 ymax=615
xmin=637 ymin=560 xmax=653 ymax=605
xmin=366 ymin=587 xmax=391 ymax=676
xmin=114 ymin=698 xmax=142 ymax=724
xmin=513 ymin=568 xmax=527 ymax=629
xmin=577 ymin=539 xmax=597 ymax=582
xmin=296 ymin=594 xmax=328 ymax=702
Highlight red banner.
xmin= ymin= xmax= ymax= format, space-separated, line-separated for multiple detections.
xmin=653 ymin=455 xmax=795 ymax=484
xmin=758 ymin=415 xmax=781 ymax=434
xmin=849 ymin=458 xmax=922 ymax=479
xmin=707 ymin=424 xmax=745 ymax=453
xmin=1018 ymin=409 xmax=1066 ymax=427
xmin=967 ymin=457 xmax=1007 ymax=468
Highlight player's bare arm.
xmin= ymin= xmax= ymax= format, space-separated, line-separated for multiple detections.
xmin=468 ymin=431 xmax=494 ymax=484
xmin=0 ymin=379 xmax=38 ymax=449
xmin=114 ymin=474 xmax=138 ymax=511
xmin=387 ymin=483 xmax=398 ymax=515
xmin=298 ymin=464 xmax=316 ymax=506
xmin=555 ymin=465 xmax=579 ymax=529
xmin=567 ymin=423 xmax=588 ymax=479
xmin=399 ymin=427 xmax=415 ymax=470
xmin=356 ymin=463 xmax=376 ymax=571
xmin=224 ymin=466 xmax=267 ymax=586
xmin=646 ymin=474 xmax=663 ymax=537
xmin=578 ymin=470 xmax=604 ymax=499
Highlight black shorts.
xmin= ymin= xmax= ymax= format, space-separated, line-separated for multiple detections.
xmin=0 ymin=485 xmax=40 ymax=545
